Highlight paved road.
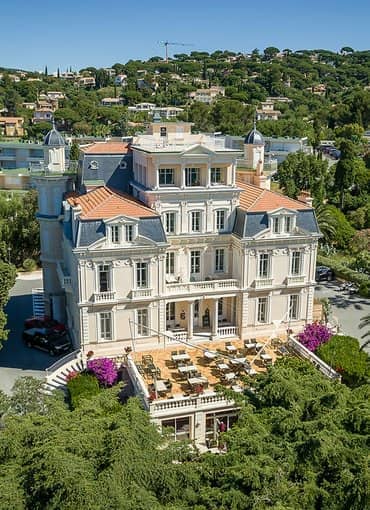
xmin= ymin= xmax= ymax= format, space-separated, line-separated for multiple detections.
xmin=0 ymin=272 xmax=61 ymax=394
xmin=314 ymin=280 xmax=370 ymax=351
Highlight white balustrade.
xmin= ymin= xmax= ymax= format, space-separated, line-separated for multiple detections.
xmin=166 ymin=279 xmax=239 ymax=295
xmin=172 ymin=331 xmax=188 ymax=342
xmin=131 ymin=288 xmax=153 ymax=299
xmin=254 ymin=278 xmax=273 ymax=289
xmin=287 ymin=275 xmax=305 ymax=285
xmin=217 ymin=326 xmax=238 ymax=337
xmin=149 ymin=393 xmax=232 ymax=413
xmin=92 ymin=291 xmax=116 ymax=303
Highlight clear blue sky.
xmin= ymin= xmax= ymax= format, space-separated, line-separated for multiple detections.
xmin=2 ymin=0 xmax=369 ymax=72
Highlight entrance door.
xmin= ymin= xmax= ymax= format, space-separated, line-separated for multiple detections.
xmin=194 ymin=300 xmax=200 ymax=327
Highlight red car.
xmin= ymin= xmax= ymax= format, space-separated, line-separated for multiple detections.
xmin=24 ymin=316 xmax=66 ymax=333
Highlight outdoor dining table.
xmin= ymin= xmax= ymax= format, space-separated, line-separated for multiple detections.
xmin=217 ymin=363 xmax=230 ymax=371
xmin=155 ymin=380 xmax=168 ymax=393
xmin=224 ymin=372 xmax=237 ymax=381
xmin=178 ymin=364 xmax=197 ymax=374
xmin=256 ymin=343 xmax=264 ymax=350
xmin=204 ymin=350 xmax=217 ymax=359
xmin=188 ymin=376 xmax=208 ymax=386
xmin=231 ymin=384 xmax=244 ymax=393
xmin=230 ymin=356 xmax=247 ymax=365
xmin=172 ymin=353 xmax=191 ymax=363
xmin=225 ymin=344 xmax=237 ymax=353
xmin=245 ymin=342 xmax=257 ymax=350
xmin=260 ymin=353 xmax=273 ymax=363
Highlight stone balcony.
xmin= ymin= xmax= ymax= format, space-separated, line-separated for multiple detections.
xmin=166 ymin=278 xmax=239 ymax=296
xmin=254 ymin=277 xmax=274 ymax=290
xmin=92 ymin=291 xmax=116 ymax=303
xmin=130 ymin=288 xmax=153 ymax=299
xmin=286 ymin=275 xmax=305 ymax=286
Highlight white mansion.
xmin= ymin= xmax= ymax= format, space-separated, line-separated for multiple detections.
xmin=34 ymin=121 xmax=321 ymax=356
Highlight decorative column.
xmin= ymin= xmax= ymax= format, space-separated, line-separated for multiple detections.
xmin=211 ymin=299 xmax=218 ymax=340
xmin=207 ymin=165 xmax=211 ymax=187
xmin=187 ymin=301 xmax=194 ymax=341
xmin=181 ymin=164 xmax=186 ymax=189
xmin=155 ymin=165 xmax=159 ymax=189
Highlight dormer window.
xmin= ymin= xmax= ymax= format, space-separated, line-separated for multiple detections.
xmin=272 ymin=217 xmax=280 ymax=234
xmin=111 ymin=225 xmax=120 ymax=244
xmin=285 ymin=216 xmax=292 ymax=233
xmin=125 ymin=224 xmax=134 ymax=242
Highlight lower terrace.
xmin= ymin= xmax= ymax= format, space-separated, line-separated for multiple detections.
xmin=129 ymin=336 xmax=291 ymax=402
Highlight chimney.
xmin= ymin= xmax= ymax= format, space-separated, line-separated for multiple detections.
xmin=297 ymin=190 xmax=313 ymax=207
xmin=253 ymin=161 xmax=270 ymax=190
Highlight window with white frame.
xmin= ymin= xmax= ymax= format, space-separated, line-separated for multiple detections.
xmin=166 ymin=252 xmax=175 ymax=275
xmin=125 ymin=224 xmax=134 ymax=242
xmin=137 ymin=309 xmax=149 ymax=336
xmin=164 ymin=212 xmax=176 ymax=234
xmin=136 ymin=262 xmax=148 ymax=288
xmin=289 ymin=294 xmax=299 ymax=320
xmin=272 ymin=217 xmax=280 ymax=234
xmin=258 ymin=253 xmax=270 ymax=278
xmin=98 ymin=264 xmax=110 ymax=292
xmin=215 ymin=210 xmax=226 ymax=231
xmin=99 ymin=312 xmax=112 ymax=341
xmin=291 ymin=251 xmax=302 ymax=275
xmin=111 ymin=225 xmax=119 ymax=244
xmin=285 ymin=216 xmax=293 ymax=233
xmin=185 ymin=167 xmax=200 ymax=187
xmin=191 ymin=211 xmax=201 ymax=232
xmin=158 ymin=168 xmax=174 ymax=186
xmin=210 ymin=167 xmax=224 ymax=184
xmin=162 ymin=416 xmax=190 ymax=441
xmin=257 ymin=297 xmax=268 ymax=323
xmin=190 ymin=250 xmax=201 ymax=274
xmin=166 ymin=302 xmax=175 ymax=323
xmin=215 ymin=248 xmax=225 ymax=272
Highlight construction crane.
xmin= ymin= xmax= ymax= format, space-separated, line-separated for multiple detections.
xmin=159 ymin=41 xmax=193 ymax=63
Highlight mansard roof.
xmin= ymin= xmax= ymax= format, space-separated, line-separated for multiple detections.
xmin=237 ymin=180 xmax=311 ymax=212
xmin=66 ymin=186 xmax=157 ymax=220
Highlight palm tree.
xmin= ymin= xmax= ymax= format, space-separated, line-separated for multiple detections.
xmin=359 ymin=313 xmax=370 ymax=351
xmin=315 ymin=204 xmax=337 ymax=244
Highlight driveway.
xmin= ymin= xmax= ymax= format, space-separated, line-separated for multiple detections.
xmin=0 ymin=272 xmax=64 ymax=394
xmin=314 ymin=280 xmax=370 ymax=351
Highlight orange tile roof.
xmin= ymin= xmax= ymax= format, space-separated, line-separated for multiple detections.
xmin=81 ymin=142 xmax=131 ymax=154
xmin=67 ymin=186 xmax=157 ymax=220
xmin=237 ymin=181 xmax=310 ymax=212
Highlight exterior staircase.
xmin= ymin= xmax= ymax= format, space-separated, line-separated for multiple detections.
xmin=43 ymin=350 xmax=86 ymax=394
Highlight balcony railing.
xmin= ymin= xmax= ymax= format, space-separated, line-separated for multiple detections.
xmin=149 ymin=392 xmax=234 ymax=414
xmin=130 ymin=288 xmax=153 ymax=299
xmin=254 ymin=278 xmax=273 ymax=289
xmin=217 ymin=325 xmax=238 ymax=337
xmin=92 ymin=291 xmax=116 ymax=303
xmin=286 ymin=275 xmax=305 ymax=286
xmin=166 ymin=279 xmax=239 ymax=295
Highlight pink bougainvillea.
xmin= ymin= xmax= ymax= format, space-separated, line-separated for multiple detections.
xmin=297 ymin=322 xmax=332 ymax=352
xmin=86 ymin=358 xmax=118 ymax=386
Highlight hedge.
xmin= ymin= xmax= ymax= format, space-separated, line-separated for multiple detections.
xmin=67 ymin=373 xmax=100 ymax=409
xmin=317 ymin=254 xmax=370 ymax=297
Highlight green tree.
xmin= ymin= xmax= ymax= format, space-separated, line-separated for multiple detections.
xmin=314 ymin=204 xmax=337 ymax=244
xmin=277 ymin=152 xmax=329 ymax=203
xmin=0 ymin=260 xmax=16 ymax=346
xmin=334 ymin=140 xmax=358 ymax=209
xmin=316 ymin=335 xmax=369 ymax=387
xmin=69 ymin=142 xmax=80 ymax=161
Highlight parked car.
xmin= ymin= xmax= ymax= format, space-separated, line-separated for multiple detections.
xmin=316 ymin=265 xmax=335 ymax=281
xmin=24 ymin=316 xmax=66 ymax=333
xmin=22 ymin=328 xmax=71 ymax=356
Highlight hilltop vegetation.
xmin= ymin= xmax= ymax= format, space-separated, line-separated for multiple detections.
xmin=0 ymin=47 xmax=369 ymax=139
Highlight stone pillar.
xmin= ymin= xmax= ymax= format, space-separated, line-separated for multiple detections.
xmin=155 ymin=165 xmax=159 ymax=189
xmin=187 ymin=301 xmax=194 ymax=341
xmin=211 ymin=299 xmax=218 ymax=340
xmin=181 ymin=165 xmax=186 ymax=189
xmin=207 ymin=165 xmax=211 ymax=187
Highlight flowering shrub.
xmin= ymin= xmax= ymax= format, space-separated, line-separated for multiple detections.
xmin=65 ymin=370 xmax=79 ymax=382
xmin=86 ymin=358 xmax=118 ymax=386
xmin=297 ymin=323 xmax=332 ymax=352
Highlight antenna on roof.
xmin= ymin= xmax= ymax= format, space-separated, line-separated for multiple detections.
xmin=253 ymin=109 xmax=257 ymax=130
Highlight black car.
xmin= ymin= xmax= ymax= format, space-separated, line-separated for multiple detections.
xmin=22 ymin=328 xmax=71 ymax=356
xmin=316 ymin=265 xmax=335 ymax=282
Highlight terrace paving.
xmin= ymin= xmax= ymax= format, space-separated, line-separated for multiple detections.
xmin=132 ymin=337 xmax=289 ymax=399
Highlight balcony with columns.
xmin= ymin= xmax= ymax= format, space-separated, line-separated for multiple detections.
xmin=153 ymin=164 xmax=235 ymax=191
xmin=165 ymin=296 xmax=239 ymax=343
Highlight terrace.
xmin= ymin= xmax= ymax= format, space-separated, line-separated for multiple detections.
xmin=128 ymin=336 xmax=291 ymax=407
